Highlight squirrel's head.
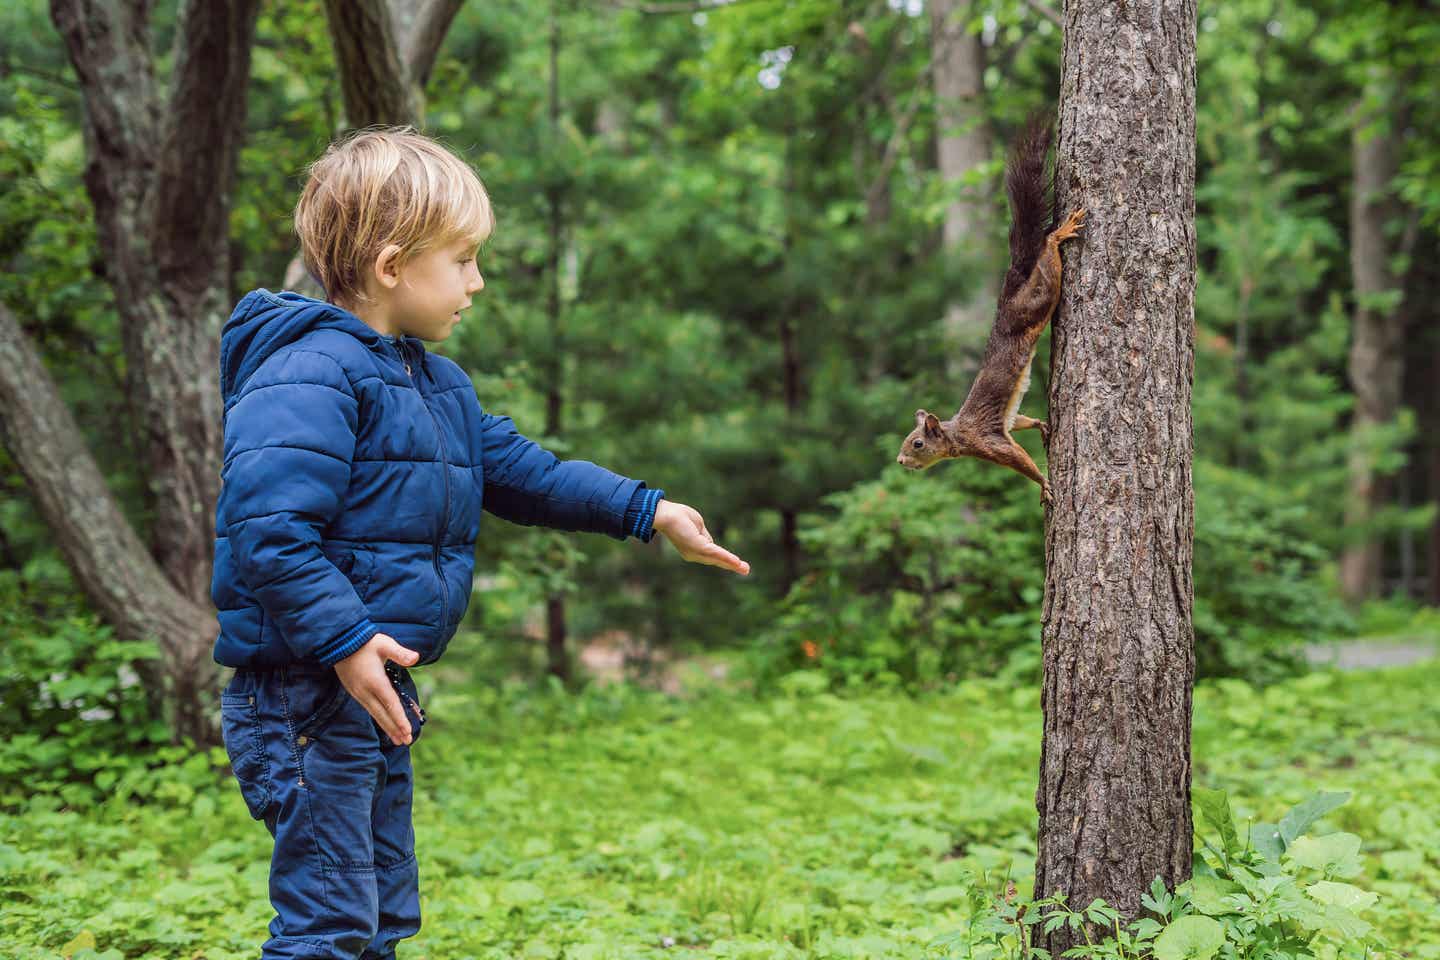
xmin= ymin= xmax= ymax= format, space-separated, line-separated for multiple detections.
xmin=896 ymin=409 xmax=950 ymax=470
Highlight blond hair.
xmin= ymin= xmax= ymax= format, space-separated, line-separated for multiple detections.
xmin=293 ymin=126 xmax=495 ymax=307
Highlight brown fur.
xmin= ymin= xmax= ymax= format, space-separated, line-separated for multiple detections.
xmin=896 ymin=121 xmax=1085 ymax=504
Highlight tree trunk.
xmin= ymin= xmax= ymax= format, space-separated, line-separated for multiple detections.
xmin=0 ymin=0 xmax=465 ymax=747
xmin=543 ymin=2 xmax=571 ymax=683
xmin=0 ymin=303 xmax=218 ymax=740
xmin=1340 ymin=71 xmax=1406 ymax=603
xmin=930 ymin=0 xmax=995 ymax=374
xmin=1038 ymin=0 xmax=1196 ymax=948
xmin=1431 ymin=434 xmax=1440 ymax=605
xmin=286 ymin=0 xmax=466 ymax=295
xmin=0 ymin=0 xmax=264 ymax=747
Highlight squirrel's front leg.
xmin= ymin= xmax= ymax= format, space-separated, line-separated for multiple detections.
xmin=978 ymin=437 xmax=1051 ymax=505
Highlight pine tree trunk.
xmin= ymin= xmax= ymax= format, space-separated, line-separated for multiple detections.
xmin=1340 ymin=71 xmax=1406 ymax=603
xmin=930 ymin=0 xmax=996 ymax=373
xmin=1037 ymin=0 xmax=1196 ymax=948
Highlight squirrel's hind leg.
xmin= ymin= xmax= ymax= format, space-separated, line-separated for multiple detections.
xmin=1012 ymin=414 xmax=1050 ymax=448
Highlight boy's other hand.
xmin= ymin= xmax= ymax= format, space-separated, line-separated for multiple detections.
xmin=334 ymin=633 xmax=421 ymax=746
xmin=653 ymin=500 xmax=750 ymax=575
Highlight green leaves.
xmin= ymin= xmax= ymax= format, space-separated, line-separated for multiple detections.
xmin=1285 ymin=832 xmax=1365 ymax=878
xmin=1307 ymin=880 xmax=1379 ymax=912
xmin=1193 ymin=788 xmax=1241 ymax=860
xmin=1279 ymin=790 xmax=1351 ymax=846
xmin=1152 ymin=916 xmax=1226 ymax=960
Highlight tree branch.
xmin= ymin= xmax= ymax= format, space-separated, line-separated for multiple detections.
xmin=153 ymin=0 xmax=263 ymax=292
xmin=48 ymin=0 xmax=161 ymax=256
xmin=0 ymin=301 xmax=212 ymax=670
xmin=396 ymin=0 xmax=466 ymax=89
xmin=325 ymin=0 xmax=421 ymax=128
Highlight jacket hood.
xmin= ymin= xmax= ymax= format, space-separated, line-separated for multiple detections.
xmin=220 ymin=289 xmax=420 ymax=403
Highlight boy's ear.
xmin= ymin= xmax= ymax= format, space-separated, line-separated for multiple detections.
xmin=373 ymin=244 xmax=404 ymax=290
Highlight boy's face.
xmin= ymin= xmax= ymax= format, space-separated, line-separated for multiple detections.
xmin=371 ymin=238 xmax=485 ymax=341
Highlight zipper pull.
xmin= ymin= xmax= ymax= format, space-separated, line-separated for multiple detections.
xmin=404 ymin=361 xmax=412 ymax=376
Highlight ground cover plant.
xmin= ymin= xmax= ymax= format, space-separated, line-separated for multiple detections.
xmin=1 ymin=650 xmax=1436 ymax=959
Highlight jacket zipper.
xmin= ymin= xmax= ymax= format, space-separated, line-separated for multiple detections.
xmin=399 ymin=340 xmax=451 ymax=641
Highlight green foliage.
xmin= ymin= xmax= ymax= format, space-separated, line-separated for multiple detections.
xmin=1192 ymin=461 xmax=1353 ymax=681
xmin=7 ymin=0 xmax=1439 ymax=685
xmin=0 ymin=574 xmax=194 ymax=814
xmin=745 ymin=445 xmax=1047 ymax=691
xmin=1 ymin=648 xmax=1436 ymax=957
xmin=743 ymin=447 xmax=1354 ymax=691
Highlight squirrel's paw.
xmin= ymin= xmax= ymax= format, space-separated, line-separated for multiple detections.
xmin=1052 ymin=208 xmax=1086 ymax=243
xmin=1037 ymin=420 xmax=1051 ymax=447
xmin=1040 ymin=480 xmax=1053 ymax=505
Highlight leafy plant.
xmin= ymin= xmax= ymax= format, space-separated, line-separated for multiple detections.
xmin=935 ymin=790 xmax=1388 ymax=960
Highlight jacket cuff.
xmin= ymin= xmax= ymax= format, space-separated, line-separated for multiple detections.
xmin=623 ymin=486 xmax=665 ymax=543
xmin=314 ymin=617 xmax=378 ymax=666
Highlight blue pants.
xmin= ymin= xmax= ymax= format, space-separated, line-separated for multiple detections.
xmin=220 ymin=662 xmax=427 ymax=959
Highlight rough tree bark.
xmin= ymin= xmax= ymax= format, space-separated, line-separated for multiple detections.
xmin=0 ymin=302 xmax=218 ymax=740
xmin=929 ymin=0 xmax=996 ymax=375
xmin=1339 ymin=70 xmax=1407 ymax=603
xmin=1037 ymin=0 xmax=1196 ymax=948
xmin=0 ymin=0 xmax=464 ymax=747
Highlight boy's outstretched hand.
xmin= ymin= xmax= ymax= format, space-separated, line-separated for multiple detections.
xmin=653 ymin=500 xmax=750 ymax=575
xmin=334 ymin=633 xmax=420 ymax=746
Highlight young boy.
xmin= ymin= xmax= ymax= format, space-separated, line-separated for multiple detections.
xmin=212 ymin=127 xmax=748 ymax=959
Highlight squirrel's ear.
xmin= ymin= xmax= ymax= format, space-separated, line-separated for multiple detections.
xmin=924 ymin=413 xmax=941 ymax=435
xmin=914 ymin=408 xmax=929 ymax=427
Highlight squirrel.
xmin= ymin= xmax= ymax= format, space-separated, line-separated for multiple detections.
xmin=896 ymin=117 xmax=1085 ymax=504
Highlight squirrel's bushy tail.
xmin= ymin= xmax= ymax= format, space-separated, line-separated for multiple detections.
xmin=1000 ymin=114 xmax=1055 ymax=302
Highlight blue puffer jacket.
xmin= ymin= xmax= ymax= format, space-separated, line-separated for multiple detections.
xmin=211 ymin=289 xmax=662 ymax=669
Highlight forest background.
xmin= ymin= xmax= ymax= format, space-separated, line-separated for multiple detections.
xmin=3 ymin=0 xmax=1440 ymax=956
xmin=2 ymin=0 xmax=1440 ymax=763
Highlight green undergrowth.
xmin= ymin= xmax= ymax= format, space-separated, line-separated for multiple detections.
xmin=1 ymin=656 xmax=1436 ymax=959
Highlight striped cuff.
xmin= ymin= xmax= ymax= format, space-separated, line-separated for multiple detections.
xmin=314 ymin=617 xmax=378 ymax=666
xmin=623 ymin=486 xmax=665 ymax=543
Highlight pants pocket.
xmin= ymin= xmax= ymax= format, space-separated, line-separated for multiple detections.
xmin=220 ymin=692 xmax=272 ymax=820
xmin=287 ymin=668 xmax=352 ymax=743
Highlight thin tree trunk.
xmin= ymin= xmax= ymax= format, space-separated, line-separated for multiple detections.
xmin=1340 ymin=71 xmax=1406 ymax=603
xmin=930 ymin=0 xmax=995 ymax=374
xmin=778 ymin=126 xmax=802 ymax=595
xmin=1430 ymin=437 xmax=1440 ymax=605
xmin=1038 ymin=0 xmax=1196 ymax=949
xmin=544 ymin=2 xmax=570 ymax=683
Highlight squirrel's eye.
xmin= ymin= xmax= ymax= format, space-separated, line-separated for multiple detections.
xmin=912 ymin=439 xmax=924 ymax=449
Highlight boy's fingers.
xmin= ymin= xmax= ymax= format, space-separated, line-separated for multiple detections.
xmin=360 ymin=683 xmax=411 ymax=746
xmin=381 ymin=689 xmax=411 ymax=745
xmin=699 ymin=542 xmax=749 ymax=575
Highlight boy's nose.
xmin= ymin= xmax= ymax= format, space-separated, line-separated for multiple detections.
xmin=469 ymin=272 xmax=485 ymax=293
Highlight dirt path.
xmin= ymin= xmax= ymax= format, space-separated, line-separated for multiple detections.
xmin=1304 ymin=638 xmax=1438 ymax=671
